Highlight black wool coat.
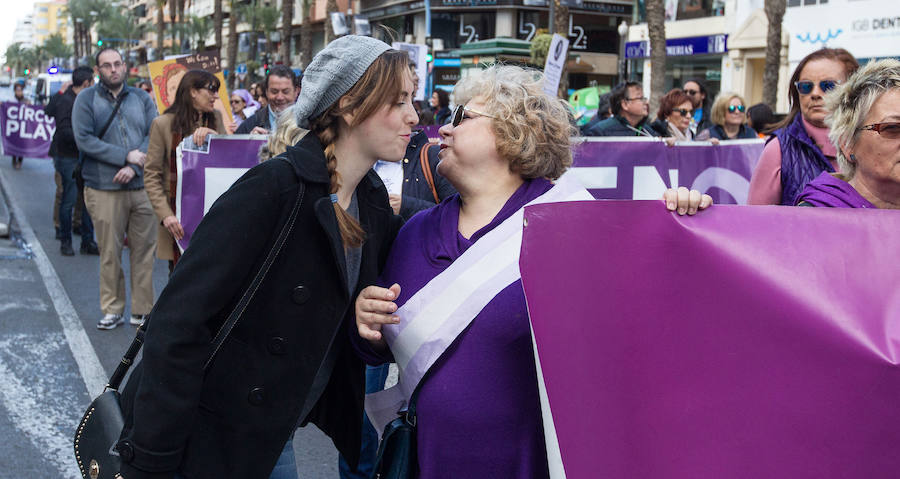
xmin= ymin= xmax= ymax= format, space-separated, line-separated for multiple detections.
xmin=116 ymin=134 xmax=401 ymax=479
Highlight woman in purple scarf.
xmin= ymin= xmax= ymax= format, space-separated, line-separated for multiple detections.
xmin=797 ymin=59 xmax=900 ymax=209
xmin=352 ymin=65 xmax=712 ymax=478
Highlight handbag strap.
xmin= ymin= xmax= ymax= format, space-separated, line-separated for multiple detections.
xmin=104 ymin=158 xmax=305 ymax=389
xmin=418 ymin=143 xmax=440 ymax=204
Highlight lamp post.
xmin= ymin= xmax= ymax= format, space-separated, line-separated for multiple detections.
xmin=617 ymin=20 xmax=629 ymax=84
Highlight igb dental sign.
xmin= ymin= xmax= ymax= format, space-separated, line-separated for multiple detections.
xmin=0 ymin=102 xmax=56 ymax=158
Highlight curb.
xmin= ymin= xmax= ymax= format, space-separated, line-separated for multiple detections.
xmin=0 ymin=167 xmax=12 ymax=237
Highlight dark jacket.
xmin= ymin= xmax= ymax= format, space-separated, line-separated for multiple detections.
xmin=45 ymin=86 xmax=79 ymax=158
xmin=694 ymin=106 xmax=712 ymax=134
xmin=116 ymin=134 xmax=401 ymax=479
xmin=398 ymin=130 xmax=457 ymax=220
xmin=648 ymin=119 xmax=694 ymax=139
xmin=433 ymin=107 xmax=452 ymax=126
xmin=234 ymin=105 xmax=272 ymax=134
xmin=583 ymin=115 xmax=658 ymax=137
xmin=773 ymin=114 xmax=835 ymax=206
xmin=700 ymin=124 xmax=758 ymax=140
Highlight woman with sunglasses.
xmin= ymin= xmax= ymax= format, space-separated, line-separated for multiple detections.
xmin=650 ymin=88 xmax=695 ymax=142
xmin=354 ymin=65 xmax=711 ymax=479
xmin=796 ymin=59 xmax=900 ymax=209
xmin=696 ymin=92 xmax=757 ymax=141
xmin=145 ymin=70 xmax=227 ymax=272
xmin=228 ymin=88 xmax=260 ymax=133
xmin=749 ymin=48 xmax=860 ymax=205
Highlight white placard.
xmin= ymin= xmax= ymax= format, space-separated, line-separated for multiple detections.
xmin=354 ymin=17 xmax=371 ymax=36
xmin=330 ymin=12 xmax=349 ymax=36
xmin=204 ymin=168 xmax=250 ymax=215
xmin=392 ymin=42 xmax=428 ymax=102
xmin=542 ymin=34 xmax=569 ymax=98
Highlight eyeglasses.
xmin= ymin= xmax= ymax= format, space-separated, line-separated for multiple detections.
xmin=230 ymin=99 xmax=243 ymax=105
xmin=857 ymin=122 xmax=900 ymax=140
xmin=98 ymin=61 xmax=124 ymax=71
xmin=673 ymin=108 xmax=693 ymax=116
xmin=727 ymin=104 xmax=746 ymax=113
xmin=795 ymin=80 xmax=838 ymax=95
xmin=625 ymin=96 xmax=648 ymax=103
xmin=451 ymin=104 xmax=496 ymax=127
xmin=202 ymin=84 xmax=219 ymax=93
xmin=683 ymin=89 xmax=699 ymax=96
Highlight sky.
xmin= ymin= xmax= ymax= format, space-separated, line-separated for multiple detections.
xmin=1 ymin=1 xmax=39 ymax=63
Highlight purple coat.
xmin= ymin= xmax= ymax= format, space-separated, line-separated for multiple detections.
xmin=773 ymin=114 xmax=835 ymax=206
xmin=796 ymin=171 xmax=875 ymax=208
xmin=360 ymin=179 xmax=554 ymax=478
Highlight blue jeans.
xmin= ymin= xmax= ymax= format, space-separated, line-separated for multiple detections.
xmin=53 ymin=156 xmax=94 ymax=244
xmin=338 ymin=363 xmax=391 ymax=479
xmin=173 ymin=437 xmax=297 ymax=479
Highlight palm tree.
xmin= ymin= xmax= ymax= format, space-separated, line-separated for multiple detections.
xmin=156 ymin=0 xmax=166 ymax=59
xmin=324 ymin=0 xmax=338 ymax=44
xmin=239 ymin=1 xmax=262 ymax=62
xmin=176 ymin=0 xmax=187 ymax=51
xmin=41 ymin=33 xmax=73 ymax=64
xmin=299 ymin=0 xmax=313 ymax=68
xmin=187 ymin=15 xmax=214 ymax=52
xmin=169 ymin=0 xmax=178 ymax=53
xmin=214 ymin=0 xmax=224 ymax=50
xmin=258 ymin=5 xmax=281 ymax=60
xmin=763 ymin=0 xmax=786 ymax=110
xmin=279 ymin=0 xmax=294 ymax=64
xmin=646 ymin=0 xmax=667 ymax=117
xmin=4 ymin=43 xmax=25 ymax=77
xmin=227 ymin=0 xmax=240 ymax=85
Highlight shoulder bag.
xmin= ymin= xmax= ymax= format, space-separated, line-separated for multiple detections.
xmin=73 ymin=164 xmax=305 ymax=479
xmin=418 ymin=143 xmax=440 ymax=204
xmin=74 ymin=89 xmax=130 ymax=189
xmin=372 ymin=387 xmax=420 ymax=479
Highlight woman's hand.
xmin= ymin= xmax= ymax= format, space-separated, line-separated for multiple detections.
xmin=356 ymin=284 xmax=402 ymax=347
xmin=663 ymin=186 xmax=713 ymax=216
xmin=163 ymin=215 xmax=185 ymax=240
xmin=191 ymin=127 xmax=217 ymax=146
xmin=388 ymin=194 xmax=402 ymax=215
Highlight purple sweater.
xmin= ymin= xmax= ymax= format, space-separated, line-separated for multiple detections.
xmin=359 ymin=178 xmax=553 ymax=478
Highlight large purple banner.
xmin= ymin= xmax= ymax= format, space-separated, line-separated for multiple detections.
xmin=0 ymin=101 xmax=55 ymax=158
xmin=176 ymin=135 xmax=266 ymax=251
xmin=570 ymin=138 xmax=764 ymax=204
xmin=520 ymin=201 xmax=900 ymax=478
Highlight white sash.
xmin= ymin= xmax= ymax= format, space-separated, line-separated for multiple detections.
xmin=365 ymin=173 xmax=592 ymax=458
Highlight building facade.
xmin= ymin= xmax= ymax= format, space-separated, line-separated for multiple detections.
xmin=13 ymin=15 xmax=35 ymax=49
xmin=33 ymin=0 xmax=70 ymax=46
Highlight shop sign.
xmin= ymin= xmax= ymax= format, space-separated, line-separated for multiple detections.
xmin=784 ymin=0 xmax=900 ymax=64
xmin=625 ymin=34 xmax=728 ymax=59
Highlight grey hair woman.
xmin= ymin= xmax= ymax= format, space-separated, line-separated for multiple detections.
xmin=797 ymin=59 xmax=900 ymax=208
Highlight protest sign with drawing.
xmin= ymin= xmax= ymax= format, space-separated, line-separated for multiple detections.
xmin=147 ymin=49 xmax=233 ymax=130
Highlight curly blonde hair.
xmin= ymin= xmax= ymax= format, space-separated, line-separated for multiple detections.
xmin=826 ymin=58 xmax=900 ymax=179
xmin=451 ymin=65 xmax=575 ymax=180
xmin=258 ymin=105 xmax=308 ymax=162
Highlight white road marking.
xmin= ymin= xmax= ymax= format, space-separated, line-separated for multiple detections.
xmin=0 ymin=334 xmax=83 ymax=479
xmin=0 ymin=169 xmax=107 ymax=396
xmin=0 ymin=297 xmax=50 ymax=314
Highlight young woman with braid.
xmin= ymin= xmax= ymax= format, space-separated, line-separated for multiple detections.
xmin=114 ymin=36 xmax=414 ymax=479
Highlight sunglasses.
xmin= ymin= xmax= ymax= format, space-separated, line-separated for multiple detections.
xmin=683 ymin=89 xmax=699 ymax=96
xmin=727 ymin=104 xmax=746 ymax=113
xmin=201 ymin=84 xmax=219 ymax=93
xmin=230 ymin=99 xmax=244 ymax=105
xmin=451 ymin=104 xmax=496 ymax=127
xmin=858 ymin=122 xmax=900 ymax=140
xmin=673 ymin=108 xmax=693 ymax=116
xmin=794 ymin=80 xmax=838 ymax=95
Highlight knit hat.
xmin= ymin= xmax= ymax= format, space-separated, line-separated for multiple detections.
xmin=294 ymin=35 xmax=392 ymax=129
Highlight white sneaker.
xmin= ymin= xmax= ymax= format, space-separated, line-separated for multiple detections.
xmin=129 ymin=314 xmax=146 ymax=326
xmin=97 ymin=314 xmax=124 ymax=330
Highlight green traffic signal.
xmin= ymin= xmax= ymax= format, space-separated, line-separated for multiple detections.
xmin=97 ymin=39 xmax=103 ymax=46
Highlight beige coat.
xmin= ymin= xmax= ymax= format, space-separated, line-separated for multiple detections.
xmin=144 ymin=111 xmax=226 ymax=260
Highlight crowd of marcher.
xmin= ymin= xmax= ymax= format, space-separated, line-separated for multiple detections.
xmin=9 ymin=35 xmax=893 ymax=479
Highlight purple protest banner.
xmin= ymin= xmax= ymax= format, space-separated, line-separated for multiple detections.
xmin=176 ymin=135 xmax=266 ymax=251
xmin=570 ymin=138 xmax=764 ymax=204
xmin=520 ymin=201 xmax=900 ymax=478
xmin=0 ymin=101 xmax=55 ymax=158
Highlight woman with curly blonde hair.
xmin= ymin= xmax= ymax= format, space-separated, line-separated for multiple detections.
xmin=354 ymin=65 xmax=711 ymax=478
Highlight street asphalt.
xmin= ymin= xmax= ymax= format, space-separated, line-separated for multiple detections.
xmin=0 ymin=154 xmax=339 ymax=478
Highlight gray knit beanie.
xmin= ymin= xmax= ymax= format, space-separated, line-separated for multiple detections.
xmin=294 ymin=35 xmax=393 ymax=129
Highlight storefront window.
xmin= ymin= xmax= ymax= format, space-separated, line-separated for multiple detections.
xmin=665 ymin=55 xmax=722 ymax=100
xmin=432 ymin=12 xmax=496 ymax=50
xmin=638 ymin=0 xmax=725 ymax=22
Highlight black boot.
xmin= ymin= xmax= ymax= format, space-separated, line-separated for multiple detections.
xmin=60 ymin=240 xmax=75 ymax=256
xmin=80 ymin=241 xmax=100 ymax=255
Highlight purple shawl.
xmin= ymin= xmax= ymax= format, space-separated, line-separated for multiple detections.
xmin=796 ymin=171 xmax=875 ymax=208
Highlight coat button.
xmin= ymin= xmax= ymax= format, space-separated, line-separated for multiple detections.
xmin=248 ymin=387 xmax=265 ymax=406
xmin=291 ymin=285 xmax=310 ymax=304
xmin=268 ymin=337 xmax=287 ymax=355
xmin=403 ymin=158 xmax=409 ymax=163
xmin=117 ymin=441 xmax=135 ymax=462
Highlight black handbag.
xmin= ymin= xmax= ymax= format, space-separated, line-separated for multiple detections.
xmin=73 ymin=171 xmax=305 ymax=479
xmin=372 ymin=387 xmax=420 ymax=479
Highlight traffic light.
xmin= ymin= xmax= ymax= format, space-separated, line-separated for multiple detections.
xmin=23 ymin=68 xmax=30 ymax=75
xmin=426 ymin=53 xmax=433 ymax=63
xmin=97 ymin=39 xmax=103 ymax=46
